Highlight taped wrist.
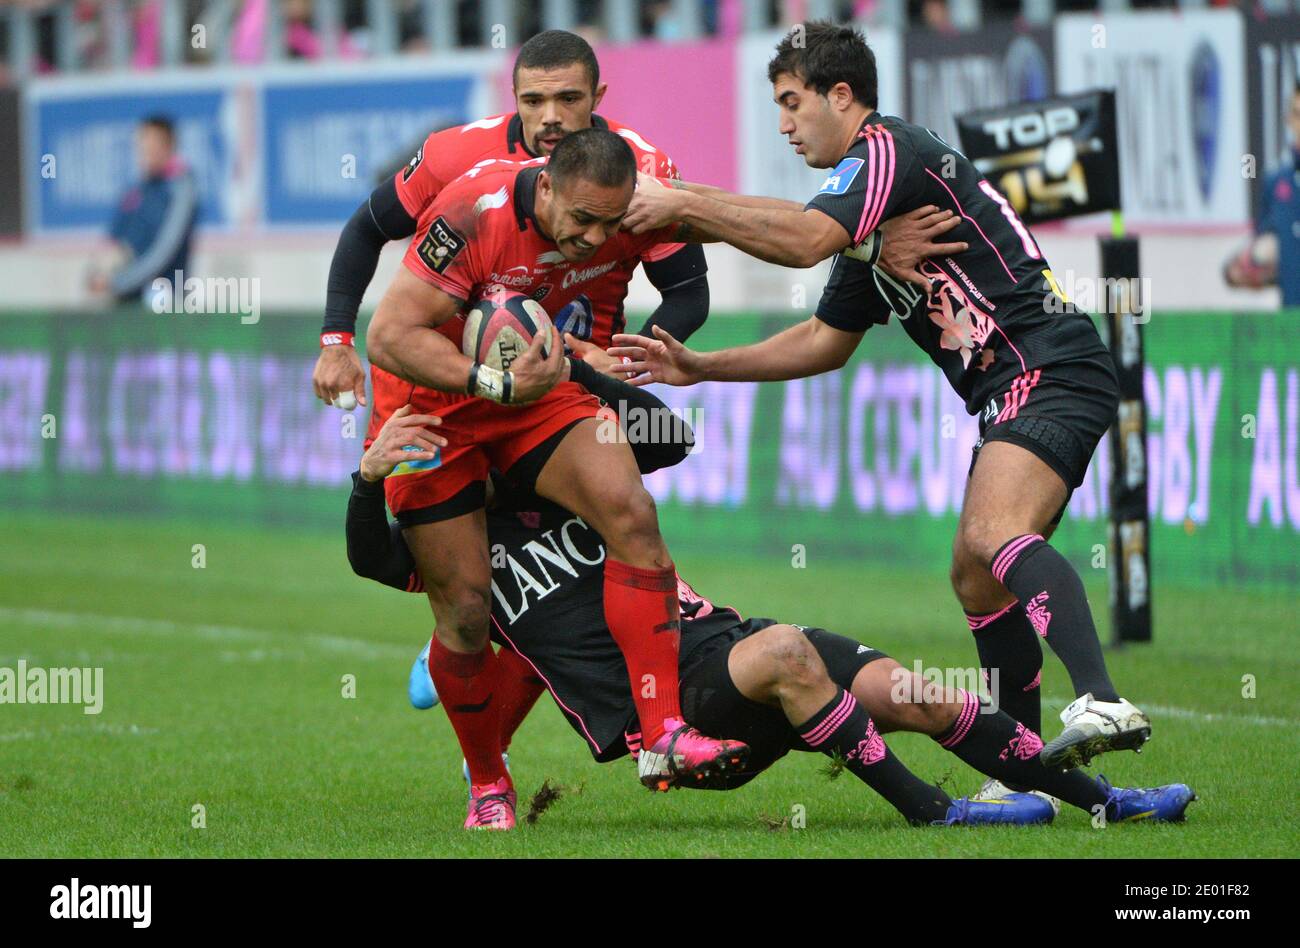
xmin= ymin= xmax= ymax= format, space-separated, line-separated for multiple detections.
xmin=467 ymin=362 xmax=513 ymax=404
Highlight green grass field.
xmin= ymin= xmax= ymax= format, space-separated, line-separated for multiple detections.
xmin=1 ymin=511 xmax=1297 ymax=858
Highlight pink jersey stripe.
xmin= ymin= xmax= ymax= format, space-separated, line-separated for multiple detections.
xmin=855 ymin=129 xmax=897 ymax=244
xmin=853 ymin=133 xmax=881 ymax=246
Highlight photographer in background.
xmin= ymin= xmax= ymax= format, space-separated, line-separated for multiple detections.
xmin=89 ymin=115 xmax=198 ymax=305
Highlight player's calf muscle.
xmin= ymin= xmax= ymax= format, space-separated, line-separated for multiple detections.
xmin=428 ymin=591 xmax=491 ymax=651
xmin=403 ymin=518 xmax=492 ymax=649
xmin=851 ymin=661 xmax=959 ymax=736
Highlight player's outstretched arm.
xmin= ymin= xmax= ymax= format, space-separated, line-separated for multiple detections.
xmin=625 ymin=176 xmax=849 ymax=268
xmin=673 ymin=179 xmax=806 ymax=214
xmin=610 ymin=316 xmax=863 ymax=386
xmin=315 ymin=178 xmax=419 ymax=406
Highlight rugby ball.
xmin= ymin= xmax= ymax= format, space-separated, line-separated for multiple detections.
xmin=462 ymin=287 xmax=554 ymax=371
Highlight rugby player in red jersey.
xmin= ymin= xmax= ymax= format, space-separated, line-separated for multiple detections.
xmin=314 ymin=30 xmax=708 ymax=405
xmin=364 ymin=129 xmax=750 ymax=830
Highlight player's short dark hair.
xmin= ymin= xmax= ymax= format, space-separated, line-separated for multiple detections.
xmin=767 ymin=21 xmax=878 ymax=109
xmin=514 ymin=30 xmax=600 ymax=92
xmin=545 ymin=128 xmax=635 ymax=191
xmin=140 ymin=114 xmax=176 ymax=142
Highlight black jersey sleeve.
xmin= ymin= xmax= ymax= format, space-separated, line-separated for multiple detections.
xmin=323 ymin=177 xmax=418 ymax=333
xmin=345 ymin=470 xmax=417 ymax=591
xmin=567 ymin=356 xmax=694 ymax=473
xmin=813 ymin=253 xmax=892 ymax=333
xmin=806 ymin=121 xmax=916 ymax=249
xmin=639 ymin=243 xmax=709 ymax=342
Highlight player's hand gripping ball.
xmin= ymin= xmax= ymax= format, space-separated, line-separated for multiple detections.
xmin=462 ymin=287 xmax=554 ymax=371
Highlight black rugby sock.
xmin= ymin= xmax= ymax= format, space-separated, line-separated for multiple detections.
xmin=796 ymin=689 xmax=951 ymax=825
xmin=991 ymin=534 xmax=1120 ymax=702
xmin=935 ymin=691 xmax=1108 ymax=813
xmin=967 ymin=602 xmax=1043 ymax=734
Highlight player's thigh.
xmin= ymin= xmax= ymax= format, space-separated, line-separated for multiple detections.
xmin=402 ymin=509 xmax=492 ymax=647
xmin=533 ymin=417 xmax=665 ymax=555
xmin=955 ymin=439 xmax=1069 ymax=566
xmin=848 ymin=658 xmax=963 ymax=737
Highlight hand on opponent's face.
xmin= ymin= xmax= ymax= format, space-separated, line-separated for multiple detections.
xmin=623 ymin=172 xmax=683 ymax=234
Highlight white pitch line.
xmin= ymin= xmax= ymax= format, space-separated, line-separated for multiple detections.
xmin=1043 ymin=693 xmax=1295 ymax=729
xmin=0 ymin=606 xmax=413 ymax=661
xmin=0 ymin=722 xmax=160 ymax=743
xmin=4 ymin=608 xmax=1295 ymax=731
xmin=1139 ymin=702 xmax=1296 ymax=730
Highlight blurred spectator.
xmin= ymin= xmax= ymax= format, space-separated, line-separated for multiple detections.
xmin=131 ymin=0 xmax=162 ymax=69
xmin=918 ymin=0 xmax=955 ymax=34
xmin=88 ymin=116 xmax=199 ymax=304
xmin=1226 ymin=86 xmax=1299 ymax=305
xmin=230 ymin=0 xmax=359 ymax=63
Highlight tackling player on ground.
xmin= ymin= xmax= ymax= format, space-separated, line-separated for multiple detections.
xmin=615 ymin=22 xmax=1150 ymax=773
xmin=348 ymin=378 xmax=1196 ymax=829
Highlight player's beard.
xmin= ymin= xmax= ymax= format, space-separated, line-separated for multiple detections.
xmin=535 ymin=125 xmax=567 ymax=154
